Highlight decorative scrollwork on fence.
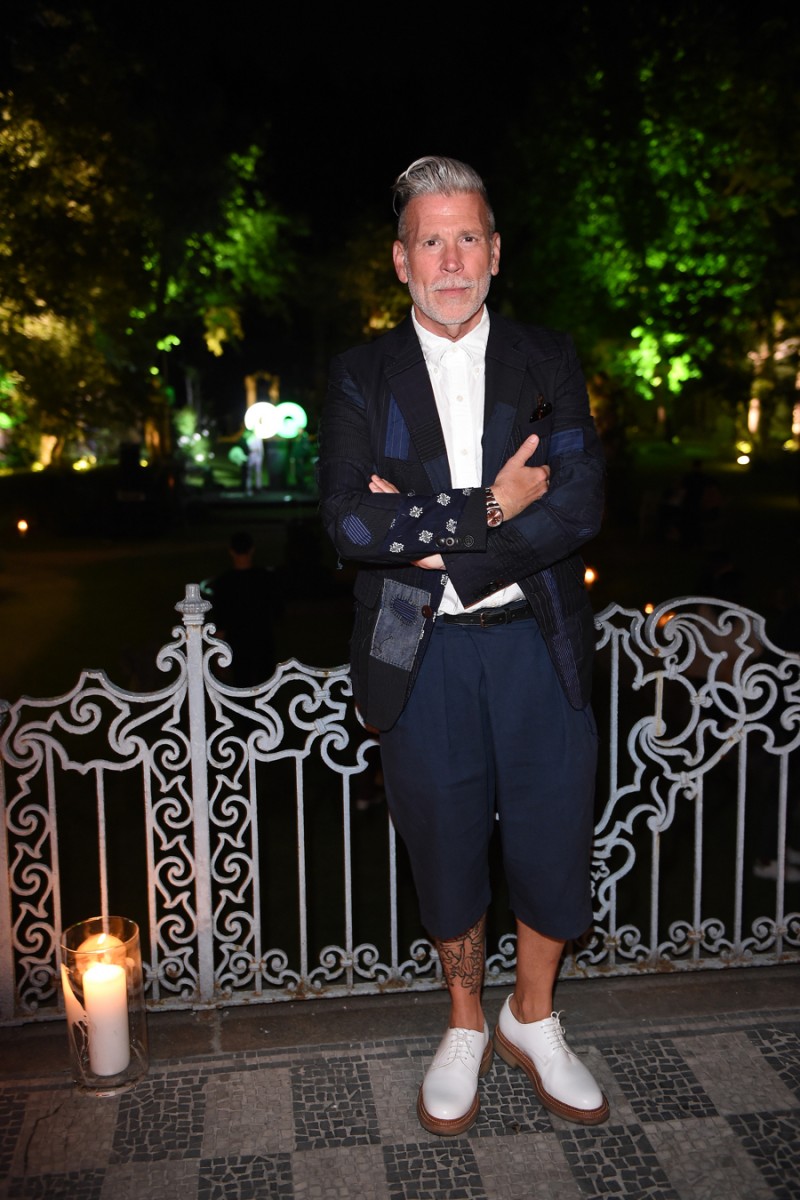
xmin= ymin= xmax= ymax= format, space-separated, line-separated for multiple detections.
xmin=584 ymin=597 xmax=800 ymax=973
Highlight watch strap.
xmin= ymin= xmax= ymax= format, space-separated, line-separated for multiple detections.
xmin=485 ymin=486 xmax=503 ymax=527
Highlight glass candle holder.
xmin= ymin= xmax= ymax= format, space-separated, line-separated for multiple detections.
xmin=60 ymin=915 xmax=149 ymax=1096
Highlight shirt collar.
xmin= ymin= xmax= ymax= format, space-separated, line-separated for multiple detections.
xmin=412 ymin=306 xmax=490 ymax=368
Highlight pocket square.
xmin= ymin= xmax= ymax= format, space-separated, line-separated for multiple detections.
xmin=530 ymin=396 xmax=553 ymax=422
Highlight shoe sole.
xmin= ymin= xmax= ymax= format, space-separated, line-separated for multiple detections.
xmin=417 ymin=1038 xmax=494 ymax=1136
xmin=493 ymin=1025 xmax=610 ymax=1126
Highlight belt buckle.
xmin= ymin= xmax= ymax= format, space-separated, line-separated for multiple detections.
xmin=480 ymin=608 xmax=505 ymax=628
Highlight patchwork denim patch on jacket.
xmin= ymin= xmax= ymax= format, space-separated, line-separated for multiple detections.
xmin=370 ymin=579 xmax=430 ymax=670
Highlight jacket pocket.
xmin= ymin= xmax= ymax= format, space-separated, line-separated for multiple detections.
xmin=370 ymin=578 xmax=430 ymax=671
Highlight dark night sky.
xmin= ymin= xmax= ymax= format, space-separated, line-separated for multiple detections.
xmin=161 ymin=34 xmax=544 ymax=243
xmin=1 ymin=3 xmax=571 ymax=239
xmin=92 ymin=5 xmax=586 ymax=237
xmin=4 ymin=3 xmax=797 ymax=232
xmin=8 ymin=4 xmax=788 ymax=240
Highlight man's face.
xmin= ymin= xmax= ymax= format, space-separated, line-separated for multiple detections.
xmin=392 ymin=192 xmax=500 ymax=340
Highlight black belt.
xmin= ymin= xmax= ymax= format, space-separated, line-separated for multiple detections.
xmin=441 ymin=600 xmax=533 ymax=627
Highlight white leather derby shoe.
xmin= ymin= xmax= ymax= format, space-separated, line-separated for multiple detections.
xmin=494 ymin=997 xmax=609 ymax=1125
xmin=417 ymin=1022 xmax=493 ymax=1136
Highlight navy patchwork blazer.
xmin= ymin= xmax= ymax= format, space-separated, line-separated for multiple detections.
xmin=318 ymin=310 xmax=606 ymax=731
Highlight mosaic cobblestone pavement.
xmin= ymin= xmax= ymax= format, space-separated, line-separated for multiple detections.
xmin=2 ymin=1008 xmax=799 ymax=1200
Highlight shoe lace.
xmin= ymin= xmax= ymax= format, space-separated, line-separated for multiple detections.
xmin=542 ymin=1011 xmax=572 ymax=1053
xmin=442 ymin=1028 xmax=482 ymax=1066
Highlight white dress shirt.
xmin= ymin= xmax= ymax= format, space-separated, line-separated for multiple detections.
xmin=413 ymin=308 xmax=525 ymax=614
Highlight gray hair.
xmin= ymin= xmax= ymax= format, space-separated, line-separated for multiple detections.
xmin=392 ymin=156 xmax=496 ymax=243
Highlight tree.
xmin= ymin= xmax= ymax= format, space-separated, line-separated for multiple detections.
xmin=0 ymin=93 xmax=295 ymax=463
xmin=0 ymin=94 xmax=146 ymax=460
xmin=160 ymin=146 xmax=296 ymax=360
xmin=0 ymin=5 xmax=300 ymax=463
xmin=496 ymin=5 xmax=800 ymax=443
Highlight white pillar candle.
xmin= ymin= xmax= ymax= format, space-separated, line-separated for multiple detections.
xmin=83 ymin=962 xmax=130 ymax=1076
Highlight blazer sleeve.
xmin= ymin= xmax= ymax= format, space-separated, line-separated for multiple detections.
xmin=317 ymin=353 xmax=488 ymax=565
xmin=444 ymin=332 xmax=606 ymax=608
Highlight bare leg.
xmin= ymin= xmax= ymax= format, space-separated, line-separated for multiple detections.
xmin=510 ymin=918 xmax=565 ymax=1023
xmin=434 ymin=914 xmax=486 ymax=1032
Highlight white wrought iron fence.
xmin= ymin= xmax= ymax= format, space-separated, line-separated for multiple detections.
xmin=1 ymin=585 xmax=798 ymax=1026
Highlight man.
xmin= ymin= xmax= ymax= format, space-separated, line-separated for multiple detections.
xmin=318 ymin=156 xmax=608 ymax=1134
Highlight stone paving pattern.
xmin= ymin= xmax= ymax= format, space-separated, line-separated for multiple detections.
xmin=2 ymin=1005 xmax=799 ymax=1199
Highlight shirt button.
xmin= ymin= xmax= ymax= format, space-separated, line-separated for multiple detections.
xmin=421 ymin=605 xmax=433 ymax=618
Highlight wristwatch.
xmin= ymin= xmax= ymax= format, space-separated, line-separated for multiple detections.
xmin=485 ymin=487 xmax=504 ymax=528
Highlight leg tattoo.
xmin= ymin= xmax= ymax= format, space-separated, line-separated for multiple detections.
xmin=435 ymin=916 xmax=486 ymax=996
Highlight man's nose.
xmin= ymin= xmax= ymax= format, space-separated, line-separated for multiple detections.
xmin=440 ymin=242 xmax=463 ymax=271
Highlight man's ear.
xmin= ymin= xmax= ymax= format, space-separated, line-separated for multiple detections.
xmin=392 ymin=241 xmax=409 ymax=284
xmin=490 ymin=232 xmax=501 ymax=277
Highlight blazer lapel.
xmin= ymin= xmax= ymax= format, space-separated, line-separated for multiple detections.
xmin=384 ymin=328 xmax=452 ymax=492
xmin=481 ymin=317 xmax=528 ymax=483
xmin=380 ymin=312 xmax=532 ymax=492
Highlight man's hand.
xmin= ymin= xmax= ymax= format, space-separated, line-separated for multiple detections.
xmin=491 ymin=434 xmax=550 ymax=520
xmin=369 ymin=473 xmax=444 ymax=568
xmin=368 ymin=474 xmax=398 ymax=495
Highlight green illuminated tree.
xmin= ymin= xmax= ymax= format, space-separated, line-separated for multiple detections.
xmin=0 ymin=88 xmax=294 ymax=462
xmin=0 ymin=6 xmax=298 ymax=464
xmin=0 ymin=96 xmax=144 ymax=461
xmin=160 ymin=146 xmax=295 ymax=360
xmin=499 ymin=5 xmax=800 ymax=443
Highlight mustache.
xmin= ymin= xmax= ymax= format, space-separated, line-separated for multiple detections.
xmin=429 ymin=279 xmax=476 ymax=292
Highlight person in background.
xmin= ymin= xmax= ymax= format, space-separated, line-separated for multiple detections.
xmin=207 ymin=530 xmax=284 ymax=687
xmin=245 ymin=433 xmax=264 ymax=495
xmin=318 ymin=155 xmax=608 ymax=1135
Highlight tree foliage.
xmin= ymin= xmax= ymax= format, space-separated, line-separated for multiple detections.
xmin=0 ymin=94 xmax=142 ymax=457
xmin=494 ymin=4 xmax=800 ymax=436
xmin=164 ymin=147 xmax=296 ymax=359
xmin=0 ymin=7 xmax=296 ymax=462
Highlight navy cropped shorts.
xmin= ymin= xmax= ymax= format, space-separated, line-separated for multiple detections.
xmin=378 ymin=615 xmax=598 ymax=942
